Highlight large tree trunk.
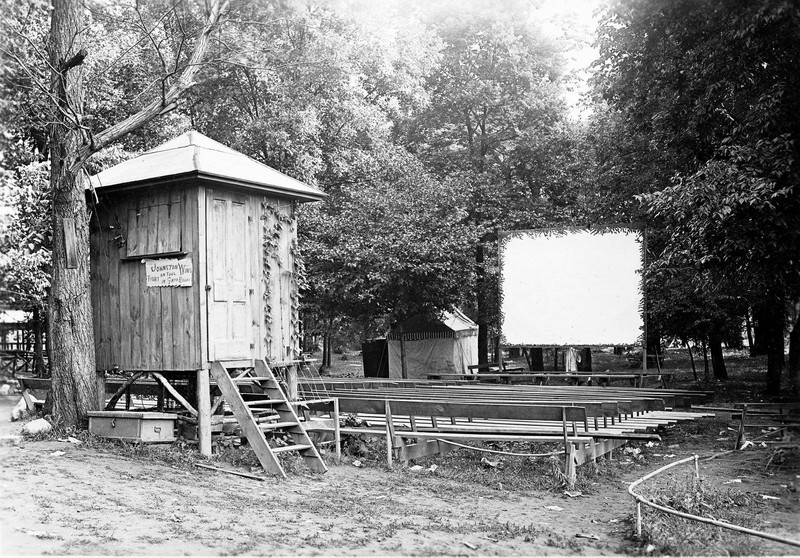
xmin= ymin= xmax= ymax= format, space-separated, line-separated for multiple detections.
xmin=47 ymin=0 xmax=98 ymax=428
xmin=475 ymin=243 xmax=488 ymax=364
xmin=745 ymin=310 xmax=756 ymax=357
xmin=44 ymin=0 xmax=228 ymax=428
xmin=708 ymin=332 xmax=728 ymax=380
xmin=788 ymin=311 xmax=799 ymax=396
xmin=752 ymin=306 xmax=771 ymax=356
xmin=758 ymin=301 xmax=785 ymax=396
xmin=321 ymin=331 xmax=331 ymax=370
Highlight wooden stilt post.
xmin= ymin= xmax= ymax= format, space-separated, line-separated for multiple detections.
xmin=197 ymin=368 xmax=212 ymax=457
xmin=287 ymin=364 xmax=298 ymax=401
xmin=157 ymin=384 xmax=165 ymax=412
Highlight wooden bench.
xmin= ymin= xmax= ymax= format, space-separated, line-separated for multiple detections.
xmin=467 ymin=362 xmax=525 ymax=374
xmin=691 ymin=403 xmax=800 ymax=449
xmin=305 ymin=397 xmax=662 ymax=485
xmin=426 ymin=371 xmax=674 ymax=388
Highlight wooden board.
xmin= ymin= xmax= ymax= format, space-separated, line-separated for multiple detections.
xmin=333 ymin=398 xmax=586 ymax=423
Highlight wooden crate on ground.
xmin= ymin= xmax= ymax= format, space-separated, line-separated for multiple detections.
xmin=88 ymin=411 xmax=177 ymax=442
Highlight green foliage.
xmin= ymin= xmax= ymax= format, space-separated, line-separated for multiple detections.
xmin=0 ymin=161 xmax=51 ymax=309
xmin=301 ymin=146 xmax=477 ymax=327
xmin=394 ymin=6 xmax=582 ymax=346
xmin=594 ymin=0 xmax=800 ymax=358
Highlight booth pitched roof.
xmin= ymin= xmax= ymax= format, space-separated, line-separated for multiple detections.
xmin=88 ymin=131 xmax=325 ymax=202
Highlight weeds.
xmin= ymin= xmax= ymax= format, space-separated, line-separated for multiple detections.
xmin=635 ymin=470 xmax=766 ymax=556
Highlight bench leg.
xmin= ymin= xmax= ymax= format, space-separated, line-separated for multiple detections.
xmin=21 ymin=389 xmax=36 ymax=412
xmin=333 ymin=398 xmax=341 ymax=462
xmin=565 ymin=443 xmax=577 ymax=489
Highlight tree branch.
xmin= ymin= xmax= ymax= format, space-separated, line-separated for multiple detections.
xmin=58 ymin=47 xmax=87 ymax=71
xmin=70 ymin=0 xmax=231 ymax=172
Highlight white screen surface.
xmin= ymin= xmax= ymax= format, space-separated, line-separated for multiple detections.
xmin=500 ymin=228 xmax=643 ymax=346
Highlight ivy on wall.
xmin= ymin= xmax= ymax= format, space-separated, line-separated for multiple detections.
xmin=260 ymin=199 xmax=299 ymax=360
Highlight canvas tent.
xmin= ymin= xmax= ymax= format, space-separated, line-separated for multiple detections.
xmin=387 ymin=310 xmax=478 ymax=379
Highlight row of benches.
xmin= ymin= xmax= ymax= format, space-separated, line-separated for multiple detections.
xmin=428 ymin=371 xmax=675 ymax=388
xmin=300 ymin=383 xmax=712 ymax=485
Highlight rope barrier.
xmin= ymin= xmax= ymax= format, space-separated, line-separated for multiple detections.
xmin=628 ymin=453 xmax=800 ymax=548
xmin=435 ymin=438 xmax=565 ymax=458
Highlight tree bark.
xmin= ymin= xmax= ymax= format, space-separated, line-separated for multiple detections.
xmin=755 ymin=300 xmax=785 ymax=396
xmin=745 ymin=310 xmax=755 ymax=357
xmin=321 ymin=332 xmax=331 ymax=370
xmin=684 ymin=338 xmax=697 ymax=381
xmin=752 ymin=306 xmax=770 ymax=356
xmin=788 ymin=311 xmax=799 ymax=396
xmin=44 ymin=0 xmax=228 ymax=427
xmin=475 ymin=243 xmax=488 ymax=364
xmin=47 ymin=0 xmax=98 ymax=428
xmin=708 ymin=332 xmax=728 ymax=380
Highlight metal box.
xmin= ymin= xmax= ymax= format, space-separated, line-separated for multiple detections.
xmin=87 ymin=411 xmax=177 ymax=442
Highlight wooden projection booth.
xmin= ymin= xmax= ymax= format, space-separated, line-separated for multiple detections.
xmin=88 ymin=131 xmax=327 ymax=473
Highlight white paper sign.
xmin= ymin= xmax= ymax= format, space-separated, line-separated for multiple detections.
xmin=144 ymin=257 xmax=193 ymax=287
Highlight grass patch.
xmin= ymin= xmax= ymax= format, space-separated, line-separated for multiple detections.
xmin=336 ymin=435 xmax=581 ymax=491
xmin=636 ymin=470 xmax=767 ymax=556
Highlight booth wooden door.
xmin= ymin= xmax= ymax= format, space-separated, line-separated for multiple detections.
xmin=207 ymin=191 xmax=251 ymax=361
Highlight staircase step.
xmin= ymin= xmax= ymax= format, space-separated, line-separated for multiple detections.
xmin=211 ymin=359 xmax=328 ymax=477
xmin=259 ymin=421 xmax=300 ymax=430
xmin=271 ymin=444 xmax=312 ymax=453
xmin=246 ymin=399 xmax=287 ymax=406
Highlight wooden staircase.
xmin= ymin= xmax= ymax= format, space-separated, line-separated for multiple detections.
xmin=210 ymin=360 xmax=327 ymax=479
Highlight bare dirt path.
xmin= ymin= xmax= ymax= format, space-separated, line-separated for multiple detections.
xmin=1 ymin=395 xmax=797 ymax=556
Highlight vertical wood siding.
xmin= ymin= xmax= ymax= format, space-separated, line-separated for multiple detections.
xmin=91 ymin=186 xmax=201 ymax=371
xmin=91 ymin=184 xmax=301 ymax=371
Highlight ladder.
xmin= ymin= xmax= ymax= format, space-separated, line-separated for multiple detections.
xmin=210 ymin=360 xmax=328 ymax=479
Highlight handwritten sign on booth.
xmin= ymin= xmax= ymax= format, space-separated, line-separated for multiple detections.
xmin=144 ymin=257 xmax=193 ymax=287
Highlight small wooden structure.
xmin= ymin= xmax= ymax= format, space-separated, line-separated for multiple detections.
xmin=88 ymin=131 xmax=325 ymax=455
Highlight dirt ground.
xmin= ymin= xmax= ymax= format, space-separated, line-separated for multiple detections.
xmin=1 ymin=392 xmax=798 ymax=557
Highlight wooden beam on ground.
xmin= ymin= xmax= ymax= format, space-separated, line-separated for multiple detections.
xmin=195 ymin=463 xmax=265 ymax=481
